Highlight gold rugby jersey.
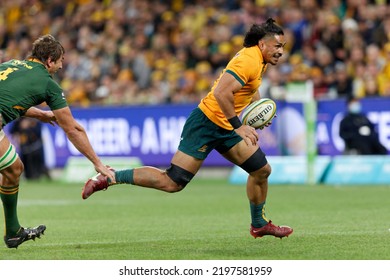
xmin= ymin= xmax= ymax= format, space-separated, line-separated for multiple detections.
xmin=198 ymin=46 xmax=267 ymax=130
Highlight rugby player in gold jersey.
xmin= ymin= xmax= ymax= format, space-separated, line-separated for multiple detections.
xmin=83 ymin=19 xmax=292 ymax=239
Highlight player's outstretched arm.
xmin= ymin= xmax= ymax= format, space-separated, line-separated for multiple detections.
xmin=52 ymin=106 xmax=116 ymax=182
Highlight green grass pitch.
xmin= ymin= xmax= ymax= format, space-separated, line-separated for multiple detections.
xmin=1 ymin=177 xmax=389 ymax=260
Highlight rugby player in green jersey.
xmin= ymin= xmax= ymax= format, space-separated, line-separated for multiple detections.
xmin=0 ymin=34 xmax=115 ymax=248
xmin=82 ymin=19 xmax=293 ymax=240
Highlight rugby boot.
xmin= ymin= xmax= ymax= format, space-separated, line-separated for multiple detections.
xmin=82 ymin=168 xmax=115 ymax=199
xmin=250 ymin=221 xmax=293 ymax=239
xmin=4 ymin=225 xmax=46 ymax=249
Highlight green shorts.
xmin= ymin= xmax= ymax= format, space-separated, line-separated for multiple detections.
xmin=178 ymin=107 xmax=243 ymax=160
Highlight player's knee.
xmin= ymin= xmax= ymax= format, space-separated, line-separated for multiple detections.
xmin=249 ymin=163 xmax=271 ymax=185
xmin=15 ymin=158 xmax=24 ymax=176
xmin=257 ymin=163 xmax=271 ymax=179
xmin=0 ymin=158 xmax=24 ymax=185
xmin=165 ymin=164 xmax=194 ymax=192
xmin=239 ymin=148 xmax=268 ymax=174
xmin=239 ymin=148 xmax=272 ymax=182
xmin=163 ymin=182 xmax=184 ymax=193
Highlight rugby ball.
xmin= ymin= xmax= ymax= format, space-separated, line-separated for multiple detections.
xmin=241 ymin=98 xmax=277 ymax=129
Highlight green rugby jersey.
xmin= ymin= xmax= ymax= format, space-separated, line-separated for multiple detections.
xmin=0 ymin=59 xmax=67 ymax=126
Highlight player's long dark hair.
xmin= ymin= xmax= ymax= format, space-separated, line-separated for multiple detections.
xmin=243 ymin=18 xmax=284 ymax=47
xmin=29 ymin=34 xmax=65 ymax=62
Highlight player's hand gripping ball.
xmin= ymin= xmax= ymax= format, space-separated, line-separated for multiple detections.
xmin=241 ymin=98 xmax=277 ymax=129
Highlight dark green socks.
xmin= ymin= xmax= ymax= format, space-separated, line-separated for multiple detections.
xmin=250 ymin=201 xmax=269 ymax=228
xmin=107 ymin=169 xmax=135 ymax=185
xmin=0 ymin=186 xmax=21 ymax=236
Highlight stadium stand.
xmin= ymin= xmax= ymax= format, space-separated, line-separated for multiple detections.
xmin=0 ymin=0 xmax=389 ymax=106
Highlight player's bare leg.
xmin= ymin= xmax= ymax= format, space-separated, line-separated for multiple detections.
xmin=247 ymin=165 xmax=293 ymax=239
xmin=223 ymin=140 xmax=293 ymax=239
xmin=82 ymin=151 xmax=202 ymax=199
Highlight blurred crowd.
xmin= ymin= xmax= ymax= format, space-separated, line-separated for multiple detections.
xmin=1 ymin=0 xmax=389 ymax=106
